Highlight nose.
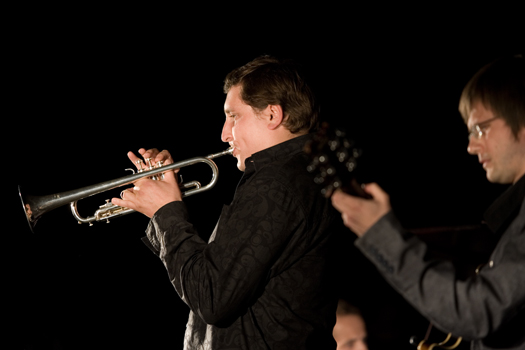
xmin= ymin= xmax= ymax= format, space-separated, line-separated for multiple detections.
xmin=221 ymin=119 xmax=233 ymax=143
xmin=467 ymin=137 xmax=482 ymax=155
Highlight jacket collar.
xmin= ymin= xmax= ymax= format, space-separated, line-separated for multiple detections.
xmin=244 ymin=133 xmax=312 ymax=174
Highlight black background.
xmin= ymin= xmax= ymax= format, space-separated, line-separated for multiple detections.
xmin=8 ymin=6 xmax=524 ymax=350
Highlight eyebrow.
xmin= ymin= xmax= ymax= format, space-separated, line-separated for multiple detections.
xmin=224 ymin=107 xmax=237 ymax=116
xmin=479 ymin=117 xmax=498 ymax=126
xmin=471 ymin=117 xmax=499 ymax=129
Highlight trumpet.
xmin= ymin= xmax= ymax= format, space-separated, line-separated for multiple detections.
xmin=19 ymin=147 xmax=234 ymax=232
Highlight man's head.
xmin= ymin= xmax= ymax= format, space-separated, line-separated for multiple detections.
xmin=222 ymin=55 xmax=318 ymax=171
xmin=459 ymin=55 xmax=525 ymax=184
xmin=333 ymin=299 xmax=368 ymax=350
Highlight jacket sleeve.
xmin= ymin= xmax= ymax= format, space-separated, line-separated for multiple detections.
xmin=355 ymin=210 xmax=525 ymax=340
xmin=145 ymin=178 xmax=305 ymax=326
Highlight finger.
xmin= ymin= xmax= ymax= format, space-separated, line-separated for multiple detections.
xmin=140 ymin=148 xmax=160 ymax=161
xmin=128 ymin=151 xmax=146 ymax=171
xmin=154 ymin=149 xmax=174 ymax=165
xmin=330 ymin=189 xmax=344 ymax=207
xmin=119 ymin=188 xmax=136 ymax=199
xmin=331 ymin=189 xmax=361 ymax=212
xmin=363 ymin=183 xmax=389 ymax=203
xmin=160 ymin=166 xmax=178 ymax=184
xmin=113 ymin=186 xmax=140 ymax=208
xmin=111 ymin=197 xmax=137 ymax=210
xmin=341 ymin=213 xmax=351 ymax=228
xmin=128 ymin=151 xmax=140 ymax=163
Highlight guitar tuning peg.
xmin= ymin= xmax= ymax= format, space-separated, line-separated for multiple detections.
xmin=326 ymin=166 xmax=336 ymax=176
xmin=343 ymin=138 xmax=355 ymax=149
xmin=314 ymin=175 xmax=325 ymax=185
xmin=334 ymin=128 xmax=346 ymax=138
xmin=318 ymin=154 xmax=329 ymax=164
xmin=320 ymin=184 xmax=333 ymax=197
xmin=307 ymin=155 xmax=321 ymax=173
xmin=328 ymin=139 xmax=340 ymax=151
xmin=345 ymin=159 xmax=357 ymax=172
xmin=352 ymin=148 xmax=363 ymax=158
xmin=336 ymin=149 xmax=349 ymax=162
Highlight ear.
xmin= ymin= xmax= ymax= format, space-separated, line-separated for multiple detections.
xmin=267 ymin=105 xmax=285 ymax=130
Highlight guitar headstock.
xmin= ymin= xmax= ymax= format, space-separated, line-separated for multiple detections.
xmin=305 ymin=122 xmax=371 ymax=199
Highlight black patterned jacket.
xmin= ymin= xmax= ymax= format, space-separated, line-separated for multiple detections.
xmin=145 ymin=134 xmax=339 ymax=349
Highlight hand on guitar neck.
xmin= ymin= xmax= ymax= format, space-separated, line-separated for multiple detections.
xmin=306 ymin=123 xmax=392 ymax=236
xmin=304 ymin=123 xmax=372 ymax=199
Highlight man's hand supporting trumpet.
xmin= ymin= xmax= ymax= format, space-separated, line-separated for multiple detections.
xmin=111 ymin=148 xmax=181 ymax=218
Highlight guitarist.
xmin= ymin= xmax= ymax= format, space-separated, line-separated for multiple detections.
xmin=331 ymin=55 xmax=525 ymax=350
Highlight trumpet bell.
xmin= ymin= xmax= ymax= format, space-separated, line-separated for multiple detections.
xmin=19 ymin=186 xmax=36 ymax=232
xmin=19 ymin=186 xmax=61 ymax=233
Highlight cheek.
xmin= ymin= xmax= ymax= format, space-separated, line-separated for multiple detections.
xmin=232 ymin=122 xmax=247 ymax=144
xmin=488 ymin=141 xmax=503 ymax=160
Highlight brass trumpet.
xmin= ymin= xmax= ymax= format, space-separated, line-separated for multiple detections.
xmin=19 ymin=148 xmax=234 ymax=232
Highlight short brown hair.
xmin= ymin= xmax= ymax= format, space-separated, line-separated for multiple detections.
xmin=336 ymin=299 xmax=363 ymax=317
xmin=459 ymin=54 xmax=524 ymax=138
xmin=223 ymin=55 xmax=319 ymax=134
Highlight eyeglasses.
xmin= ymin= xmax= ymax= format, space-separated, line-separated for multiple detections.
xmin=468 ymin=117 xmax=499 ymax=140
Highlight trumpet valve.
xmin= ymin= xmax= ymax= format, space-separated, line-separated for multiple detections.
xmin=145 ymin=158 xmax=154 ymax=170
xmin=154 ymin=161 xmax=165 ymax=180
xmin=135 ymin=159 xmax=144 ymax=173
xmin=144 ymin=158 xmax=159 ymax=179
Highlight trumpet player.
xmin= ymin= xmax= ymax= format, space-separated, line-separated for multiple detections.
xmin=112 ymin=55 xmax=340 ymax=350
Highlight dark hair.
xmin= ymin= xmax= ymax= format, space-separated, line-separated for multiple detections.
xmin=459 ymin=54 xmax=524 ymax=138
xmin=223 ymin=55 xmax=319 ymax=134
xmin=336 ymin=299 xmax=363 ymax=317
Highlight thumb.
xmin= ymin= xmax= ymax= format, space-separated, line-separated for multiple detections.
xmin=363 ymin=183 xmax=389 ymax=202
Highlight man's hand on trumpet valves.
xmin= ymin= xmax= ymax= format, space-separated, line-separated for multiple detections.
xmin=111 ymin=148 xmax=182 ymax=218
xmin=128 ymin=148 xmax=175 ymax=171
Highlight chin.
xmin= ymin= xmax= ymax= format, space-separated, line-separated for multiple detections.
xmin=486 ymin=170 xmax=513 ymax=185
xmin=237 ymin=159 xmax=246 ymax=172
xmin=486 ymin=170 xmax=498 ymax=183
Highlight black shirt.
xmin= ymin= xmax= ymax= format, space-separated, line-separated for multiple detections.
xmin=483 ymin=174 xmax=525 ymax=236
xmin=145 ymin=134 xmax=339 ymax=349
